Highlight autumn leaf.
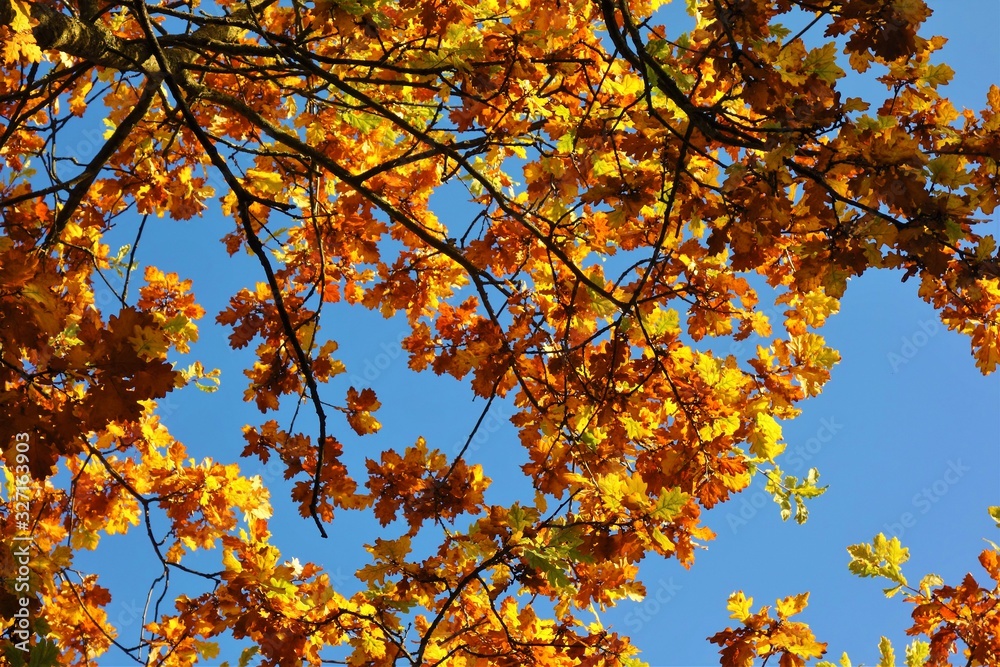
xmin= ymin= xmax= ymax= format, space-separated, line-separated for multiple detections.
xmin=727 ymin=591 xmax=753 ymax=622
xmin=749 ymin=413 xmax=785 ymax=461
xmin=344 ymin=386 xmax=382 ymax=435
xmin=2 ymin=0 xmax=998 ymax=664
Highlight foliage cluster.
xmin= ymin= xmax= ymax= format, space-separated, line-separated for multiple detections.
xmin=0 ymin=0 xmax=998 ymax=664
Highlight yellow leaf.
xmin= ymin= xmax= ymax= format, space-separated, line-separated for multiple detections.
xmin=776 ymin=591 xmax=809 ymax=619
xmin=877 ymin=636 xmax=895 ymax=667
xmin=21 ymin=281 xmax=56 ymax=310
xmin=222 ymin=549 xmax=243 ymax=572
xmin=727 ymin=590 xmax=753 ymax=621
xmin=129 ymin=325 xmax=170 ymax=360
xmin=804 ymin=42 xmax=845 ymax=83
xmin=246 ymin=169 xmax=285 ymax=196
xmin=195 ymin=640 xmax=220 ymax=660
xmin=9 ymin=0 xmax=32 ymax=31
xmin=749 ymin=413 xmax=785 ymax=461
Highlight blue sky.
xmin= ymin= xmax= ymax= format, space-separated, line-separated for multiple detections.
xmin=70 ymin=1 xmax=1000 ymax=665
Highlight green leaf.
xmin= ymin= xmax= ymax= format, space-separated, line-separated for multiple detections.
xmin=769 ymin=22 xmax=792 ymax=40
xmin=976 ymin=236 xmax=997 ymax=261
xmin=920 ymin=63 xmax=954 ymax=88
xmin=238 ymin=645 xmax=260 ymax=667
xmin=877 ymin=636 xmax=895 ymax=667
xmin=771 ymin=467 xmax=829 ymax=524
xmin=507 ymin=503 xmax=536 ymax=533
xmin=643 ymin=308 xmax=680 ymax=337
xmin=882 ymin=583 xmax=904 ymax=598
xmin=27 ymin=640 xmax=60 ymax=667
xmin=524 ymin=548 xmax=571 ymax=588
xmin=651 ymin=527 xmax=675 ymax=552
xmin=944 ymin=219 xmax=964 ymax=243
xmin=904 ymin=640 xmax=930 ymax=667
xmin=3 ymin=643 xmax=27 ymax=667
xmin=918 ymin=573 xmax=943 ymax=596
xmin=804 ymin=42 xmax=846 ymax=83
xmin=764 ymin=469 xmax=793 ymax=520
xmin=556 ymin=133 xmax=575 ymax=154
xmin=650 ymin=487 xmax=688 ymax=521
xmin=847 ymin=533 xmax=909 ymax=587
xmin=646 ymin=38 xmax=670 ymax=59
xmin=341 ymin=110 xmax=382 ymax=134
xmin=195 ymin=640 xmax=220 ymax=660
xmin=591 ymin=154 xmax=617 ymax=178
xmin=31 ymin=618 xmax=50 ymax=637
xmin=988 ymin=505 xmax=1000 ymax=528
xmin=823 ymin=266 xmax=851 ymax=298
xmin=843 ymin=97 xmax=870 ymax=113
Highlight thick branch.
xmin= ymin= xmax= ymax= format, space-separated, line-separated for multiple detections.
xmin=0 ymin=0 xmax=275 ymax=74
xmin=0 ymin=0 xmax=155 ymax=70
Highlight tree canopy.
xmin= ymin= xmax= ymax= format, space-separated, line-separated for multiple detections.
xmin=0 ymin=0 xmax=998 ymax=664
